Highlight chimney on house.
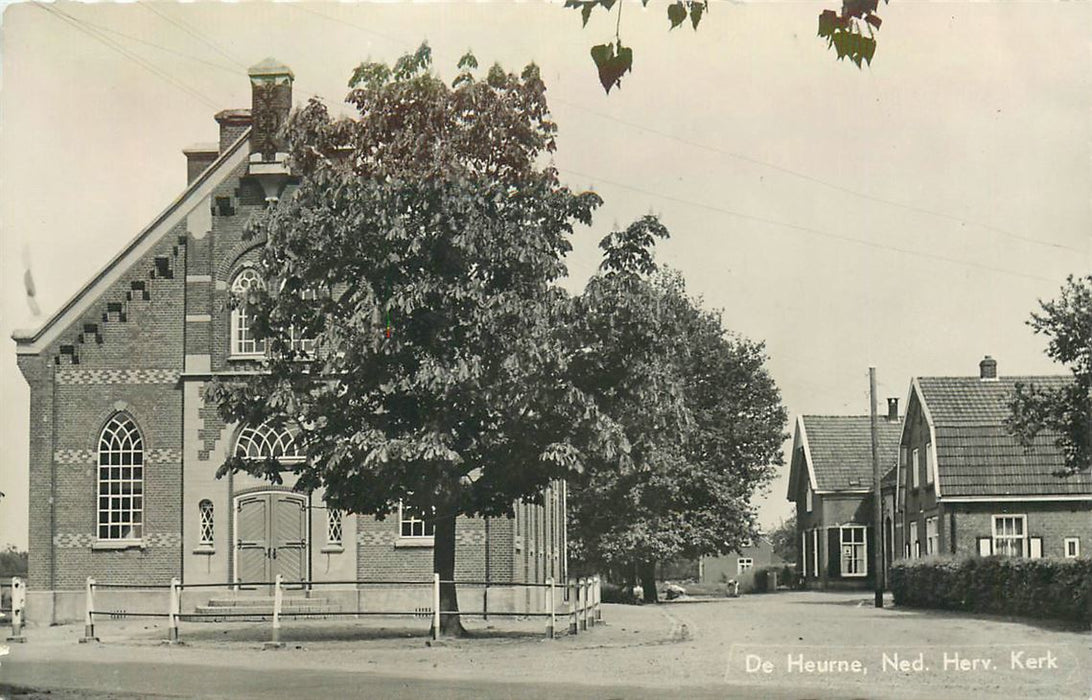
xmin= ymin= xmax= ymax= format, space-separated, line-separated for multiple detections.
xmin=247 ymin=58 xmax=294 ymax=163
xmin=979 ymin=355 xmax=998 ymax=380
xmin=214 ymin=109 xmax=252 ymax=154
xmin=886 ymin=397 xmax=899 ymax=422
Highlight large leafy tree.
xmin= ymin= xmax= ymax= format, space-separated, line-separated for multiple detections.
xmin=567 ymin=0 xmax=889 ymax=93
xmin=567 ymin=218 xmax=787 ymax=602
xmin=767 ymin=515 xmax=799 ymax=567
xmin=1006 ymin=274 xmax=1092 ymax=477
xmin=206 ymin=45 xmax=624 ymax=636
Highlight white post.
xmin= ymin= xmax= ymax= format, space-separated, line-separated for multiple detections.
xmin=594 ymin=575 xmax=602 ymax=622
xmin=586 ymin=576 xmax=595 ymax=628
xmin=7 ymin=577 xmax=26 ymax=643
xmin=264 ymin=573 xmax=284 ymax=649
xmin=167 ymin=577 xmax=180 ymax=643
xmin=567 ymin=579 xmax=577 ymax=635
xmin=79 ymin=577 xmax=98 ymax=643
xmin=579 ymin=577 xmax=588 ymax=630
xmin=546 ymin=577 xmax=555 ymax=639
xmin=432 ymin=573 xmax=441 ymax=641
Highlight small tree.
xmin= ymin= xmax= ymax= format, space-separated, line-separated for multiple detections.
xmin=208 ymin=46 xmax=623 ymax=636
xmin=1006 ymin=274 xmax=1092 ymax=477
xmin=767 ymin=515 xmax=799 ymax=567
xmin=567 ymin=218 xmax=787 ymax=602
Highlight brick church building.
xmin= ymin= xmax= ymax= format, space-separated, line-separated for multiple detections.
xmin=13 ymin=60 xmax=566 ymax=622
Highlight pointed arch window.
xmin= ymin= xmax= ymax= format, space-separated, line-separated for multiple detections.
xmin=230 ymin=268 xmax=266 ymax=357
xmin=198 ymin=499 xmax=214 ymax=547
xmin=97 ymin=413 xmax=144 ymax=541
xmin=235 ymin=421 xmax=302 ymax=462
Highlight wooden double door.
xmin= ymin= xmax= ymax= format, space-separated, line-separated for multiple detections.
xmin=235 ymin=492 xmax=307 ymax=588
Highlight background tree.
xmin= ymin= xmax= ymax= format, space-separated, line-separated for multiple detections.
xmin=1006 ymin=274 xmax=1092 ymax=477
xmin=566 ymin=0 xmax=889 ymax=93
xmin=767 ymin=515 xmax=799 ymax=567
xmin=207 ymin=45 xmax=625 ymax=636
xmin=567 ymin=218 xmax=787 ymax=602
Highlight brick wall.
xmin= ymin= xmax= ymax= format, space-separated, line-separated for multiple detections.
xmin=949 ymin=501 xmax=1090 ymax=558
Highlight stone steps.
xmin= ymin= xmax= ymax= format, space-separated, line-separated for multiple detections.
xmin=188 ymin=596 xmax=342 ymax=622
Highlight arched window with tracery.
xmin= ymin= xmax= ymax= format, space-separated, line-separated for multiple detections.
xmin=198 ymin=499 xmax=214 ymax=547
xmin=97 ymin=413 xmax=144 ymax=541
xmin=230 ymin=268 xmax=266 ymax=357
xmin=235 ymin=421 xmax=302 ymax=461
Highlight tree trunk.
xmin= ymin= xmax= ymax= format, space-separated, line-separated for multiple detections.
xmin=638 ymin=560 xmax=659 ymax=604
xmin=432 ymin=506 xmax=467 ymax=637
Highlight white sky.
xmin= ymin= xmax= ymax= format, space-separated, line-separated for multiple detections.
xmin=1 ymin=2 xmax=1089 ymax=550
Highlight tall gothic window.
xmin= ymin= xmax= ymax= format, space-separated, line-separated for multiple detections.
xmin=230 ymin=268 xmax=266 ymax=357
xmin=327 ymin=509 xmax=343 ymax=547
xmin=198 ymin=500 xmax=214 ymax=547
xmin=97 ymin=413 xmax=144 ymax=541
xmin=235 ymin=421 xmax=302 ymax=461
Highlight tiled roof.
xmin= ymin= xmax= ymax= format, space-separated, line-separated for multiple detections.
xmin=916 ymin=376 xmax=1071 ymax=425
xmin=802 ymin=416 xmax=903 ymax=491
xmin=916 ymin=375 xmax=1091 ymax=497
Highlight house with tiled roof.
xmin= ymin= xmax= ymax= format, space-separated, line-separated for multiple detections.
xmin=786 ymin=405 xmax=903 ymax=589
xmin=896 ymin=356 xmax=1091 ymax=562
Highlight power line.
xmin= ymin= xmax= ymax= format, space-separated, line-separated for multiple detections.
xmin=560 ymin=167 xmax=1058 ymax=284
xmin=139 ymin=2 xmax=248 ymax=70
xmin=551 ymin=97 xmax=1084 ymax=255
xmin=35 ymin=3 xmax=220 ymax=111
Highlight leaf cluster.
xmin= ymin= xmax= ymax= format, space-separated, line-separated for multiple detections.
xmin=1006 ymin=274 xmax=1092 ymax=476
xmin=817 ymin=0 xmax=886 ymax=68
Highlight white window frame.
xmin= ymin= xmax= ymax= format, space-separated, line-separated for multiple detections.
xmin=399 ymin=502 xmax=435 ymax=539
xmin=737 ymin=558 xmax=754 ymax=574
xmin=909 ymin=520 xmax=919 ymax=559
xmin=235 ymin=421 xmax=302 ymax=462
xmin=839 ymin=525 xmax=867 ymax=577
xmin=924 ymin=443 xmax=934 ymax=485
xmin=96 ymin=413 xmax=144 ymax=543
xmin=925 ymin=516 xmax=937 ymax=556
xmin=1064 ymin=537 xmax=1080 ymax=558
xmin=198 ymin=499 xmax=214 ymax=548
xmin=911 ymin=448 xmax=920 ymax=489
xmin=992 ymin=514 xmax=1027 ymax=558
xmin=811 ymin=529 xmax=819 ymax=577
xmin=326 ymin=508 xmax=343 ymax=549
xmin=230 ymin=268 xmax=267 ymax=358
xmin=805 ymin=484 xmax=813 ymax=513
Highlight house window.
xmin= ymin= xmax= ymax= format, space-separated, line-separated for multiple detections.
xmin=1064 ymin=538 xmax=1080 ymax=558
xmin=909 ymin=520 xmax=919 ymax=558
xmin=805 ymin=485 xmax=813 ymax=513
xmin=992 ymin=515 xmax=1026 ymax=557
xmin=230 ymin=268 xmax=266 ymax=357
xmin=97 ymin=413 xmax=144 ymax=541
xmin=925 ymin=443 xmax=934 ymax=485
xmin=911 ymin=448 xmax=920 ymax=488
xmin=327 ymin=509 xmax=343 ymax=547
xmin=288 ymin=287 xmax=319 ymax=357
xmin=400 ymin=503 xmax=435 ymax=538
xmin=925 ymin=516 xmax=937 ymax=556
xmin=198 ymin=499 xmax=214 ymax=547
xmin=737 ymin=558 xmax=754 ymax=574
xmin=839 ymin=526 xmax=867 ymax=577
xmin=811 ymin=529 xmax=819 ymax=577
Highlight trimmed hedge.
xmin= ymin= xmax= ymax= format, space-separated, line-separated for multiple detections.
xmin=890 ymin=556 xmax=1091 ymax=627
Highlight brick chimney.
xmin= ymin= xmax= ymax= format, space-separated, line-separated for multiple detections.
xmin=979 ymin=355 xmax=998 ymax=380
xmin=247 ymin=58 xmax=294 ymax=163
xmin=886 ymin=397 xmax=899 ymax=421
xmin=214 ymin=109 xmax=252 ymax=153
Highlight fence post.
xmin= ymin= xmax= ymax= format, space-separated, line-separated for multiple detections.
xmin=586 ymin=577 xmax=595 ymax=628
xmin=432 ymin=573 xmax=441 ymax=641
xmin=579 ymin=577 xmax=589 ymax=630
xmin=7 ymin=577 xmax=26 ymax=643
xmin=166 ymin=577 xmax=180 ymax=643
xmin=79 ymin=577 xmax=98 ymax=643
xmin=263 ymin=574 xmax=285 ymax=649
xmin=567 ymin=579 xmax=577 ymax=635
xmin=594 ymin=575 xmax=602 ymax=622
xmin=546 ymin=577 xmax=555 ymax=639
